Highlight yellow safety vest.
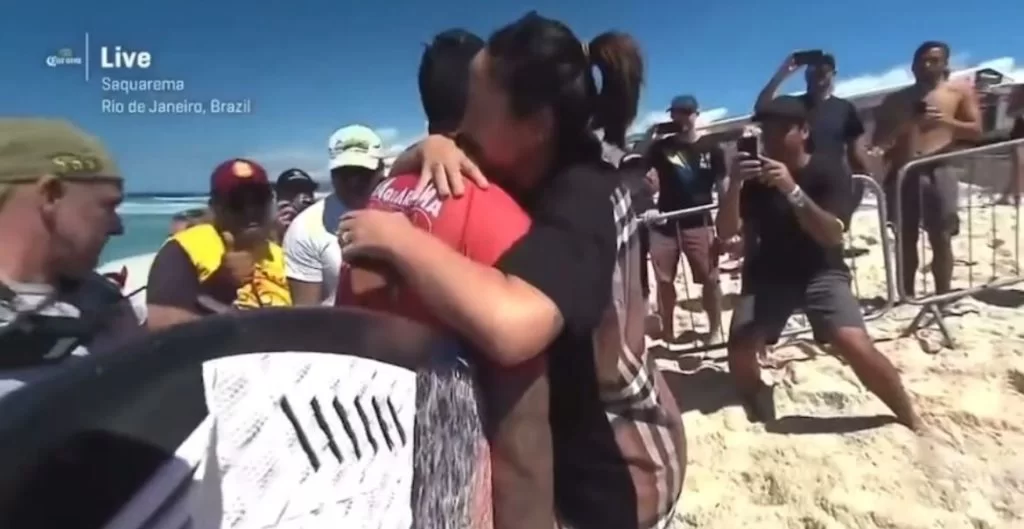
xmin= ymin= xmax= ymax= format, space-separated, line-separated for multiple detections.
xmin=170 ymin=224 xmax=292 ymax=309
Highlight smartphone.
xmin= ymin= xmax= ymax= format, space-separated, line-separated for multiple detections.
xmin=913 ymin=100 xmax=928 ymax=115
xmin=792 ymin=49 xmax=825 ymax=66
xmin=652 ymin=121 xmax=681 ymax=139
xmin=737 ymin=136 xmax=760 ymax=159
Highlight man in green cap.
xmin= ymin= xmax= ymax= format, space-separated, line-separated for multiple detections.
xmin=0 ymin=118 xmax=141 ymax=396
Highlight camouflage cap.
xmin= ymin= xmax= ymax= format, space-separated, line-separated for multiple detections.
xmin=0 ymin=118 xmax=121 ymax=184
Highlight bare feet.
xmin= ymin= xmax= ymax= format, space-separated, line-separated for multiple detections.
xmin=741 ymin=383 xmax=776 ymax=423
xmin=900 ymin=413 xmax=927 ymax=433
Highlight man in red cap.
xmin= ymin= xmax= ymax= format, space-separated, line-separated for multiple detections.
xmin=146 ymin=158 xmax=291 ymax=330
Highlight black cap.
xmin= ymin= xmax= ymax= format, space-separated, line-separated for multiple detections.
xmin=668 ymin=95 xmax=699 ymax=112
xmin=753 ymin=96 xmax=809 ymax=123
xmin=275 ymin=168 xmax=317 ymax=191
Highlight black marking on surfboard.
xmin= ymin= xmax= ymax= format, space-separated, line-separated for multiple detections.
xmin=279 ymin=396 xmax=319 ymax=470
xmin=371 ymin=397 xmax=395 ymax=450
xmin=353 ymin=397 xmax=379 ymax=454
xmin=332 ymin=397 xmax=361 ymax=459
xmin=387 ymin=397 xmax=407 ymax=446
xmin=310 ymin=398 xmax=342 ymax=463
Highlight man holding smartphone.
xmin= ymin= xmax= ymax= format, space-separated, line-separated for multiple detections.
xmin=273 ymin=168 xmax=318 ymax=240
xmin=716 ymin=96 xmax=922 ymax=431
xmin=646 ymin=95 xmax=726 ymax=344
xmin=755 ymin=51 xmax=872 ymax=205
xmin=872 ymin=41 xmax=981 ymax=297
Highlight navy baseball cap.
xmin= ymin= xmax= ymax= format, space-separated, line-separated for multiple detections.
xmin=275 ymin=168 xmax=318 ymax=192
xmin=668 ymin=95 xmax=699 ymax=112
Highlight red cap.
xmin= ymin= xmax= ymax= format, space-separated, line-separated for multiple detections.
xmin=210 ymin=158 xmax=270 ymax=196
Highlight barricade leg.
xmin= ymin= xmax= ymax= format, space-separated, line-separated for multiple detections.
xmin=901 ymin=303 xmax=955 ymax=349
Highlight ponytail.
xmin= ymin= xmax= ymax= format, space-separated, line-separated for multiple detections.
xmin=588 ymin=32 xmax=643 ymax=148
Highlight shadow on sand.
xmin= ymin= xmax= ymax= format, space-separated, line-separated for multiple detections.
xmin=972 ymin=288 xmax=1024 ymax=308
xmin=655 ymin=344 xmax=896 ymax=435
xmin=676 ymin=293 xmax=740 ymax=314
xmin=765 ymin=414 xmax=895 ymax=435
xmin=659 ymin=365 xmax=737 ymax=415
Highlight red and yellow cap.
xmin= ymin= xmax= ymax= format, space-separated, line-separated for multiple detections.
xmin=209 ymin=158 xmax=270 ymax=196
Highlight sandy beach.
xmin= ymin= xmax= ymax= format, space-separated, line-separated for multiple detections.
xmin=655 ymin=188 xmax=1024 ymax=528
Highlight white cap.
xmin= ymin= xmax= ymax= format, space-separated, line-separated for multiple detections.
xmin=328 ymin=125 xmax=383 ymax=170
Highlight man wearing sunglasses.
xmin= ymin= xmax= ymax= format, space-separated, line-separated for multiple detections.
xmin=146 ymin=158 xmax=291 ymax=331
xmin=755 ymin=52 xmax=872 ymax=206
xmin=283 ymin=125 xmax=383 ymax=306
xmin=646 ymin=95 xmax=726 ymax=344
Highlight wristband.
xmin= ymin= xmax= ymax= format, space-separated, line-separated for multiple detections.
xmin=786 ymin=186 xmax=808 ymax=208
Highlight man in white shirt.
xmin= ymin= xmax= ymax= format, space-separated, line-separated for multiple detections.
xmin=283 ymin=125 xmax=384 ymax=305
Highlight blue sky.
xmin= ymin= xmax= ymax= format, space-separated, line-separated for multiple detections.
xmin=1 ymin=0 xmax=1021 ymax=193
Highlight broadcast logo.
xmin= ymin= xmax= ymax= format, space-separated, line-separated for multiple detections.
xmin=46 ymin=48 xmax=84 ymax=68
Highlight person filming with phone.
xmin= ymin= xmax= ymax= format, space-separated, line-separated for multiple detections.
xmin=272 ymin=168 xmax=318 ymax=241
xmin=755 ymin=50 xmax=873 ymax=204
xmin=716 ymin=96 xmax=922 ymax=431
xmin=872 ymin=41 xmax=981 ymax=297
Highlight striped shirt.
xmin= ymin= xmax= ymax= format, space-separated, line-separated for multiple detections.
xmin=596 ymin=143 xmax=685 ymax=527
xmin=543 ymin=159 xmax=684 ymax=528
xmin=488 ymin=153 xmax=684 ymax=528
xmin=594 ymin=185 xmax=685 ymax=528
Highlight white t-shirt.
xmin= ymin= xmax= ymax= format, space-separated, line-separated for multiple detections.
xmin=282 ymin=195 xmax=348 ymax=305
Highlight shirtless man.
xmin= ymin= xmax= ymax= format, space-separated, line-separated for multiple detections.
xmin=873 ymin=41 xmax=981 ymax=296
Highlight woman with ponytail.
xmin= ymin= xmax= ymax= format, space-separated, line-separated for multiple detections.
xmin=338 ymin=12 xmax=684 ymax=528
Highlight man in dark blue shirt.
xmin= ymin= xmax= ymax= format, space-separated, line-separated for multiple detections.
xmin=755 ymin=52 xmax=872 ymax=204
xmin=716 ymin=96 xmax=921 ymax=431
xmin=646 ymin=95 xmax=726 ymax=343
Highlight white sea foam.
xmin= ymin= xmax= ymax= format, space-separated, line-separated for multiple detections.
xmin=118 ymin=198 xmax=208 ymax=216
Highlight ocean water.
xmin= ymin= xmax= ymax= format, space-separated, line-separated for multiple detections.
xmin=100 ymin=195 xmax=209 ymax=264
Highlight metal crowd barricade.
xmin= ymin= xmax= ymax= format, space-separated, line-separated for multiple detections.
xmin=638 ymin=201 xmax=724 ymax=355
xmin=893 ymin=138 xmax=1024 ymax=348
xmin=636 ymin=174 xmax=897 ymax=355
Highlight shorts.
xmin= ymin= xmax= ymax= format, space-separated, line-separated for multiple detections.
xmin=887 ymin=158 xmax=960 ymax=237
xmin=729 ymin=269 xmax=865 ymax=345
xmin=649 ymin=226 xmax=719 ymax=285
